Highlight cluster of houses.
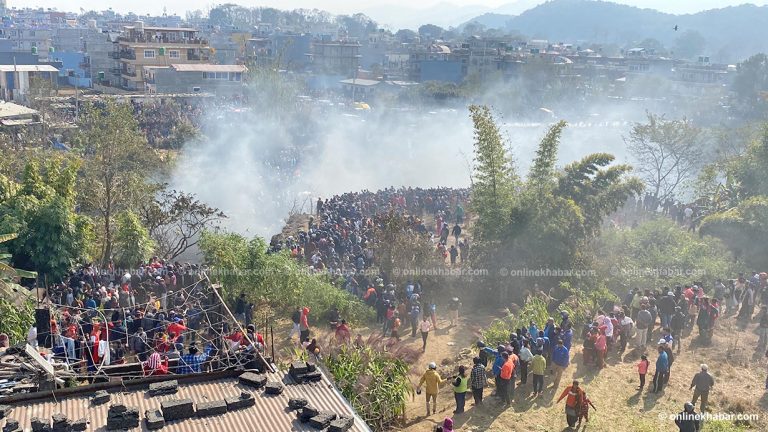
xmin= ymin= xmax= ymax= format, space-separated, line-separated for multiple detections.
xmin=0 ymin=5 xmax=739 ymax=106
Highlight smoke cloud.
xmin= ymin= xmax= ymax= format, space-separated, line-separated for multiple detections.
xmin=170 ymin=97 xmax=647 ymax=239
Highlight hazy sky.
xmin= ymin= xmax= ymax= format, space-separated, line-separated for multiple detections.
xmin=12 ymin=1 xmax=768 ymax=23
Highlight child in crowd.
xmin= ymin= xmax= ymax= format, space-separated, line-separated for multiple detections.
xmin=637 ymin=354 xmax=649 ymax=390
xmin=578 ymin=392 xmax=597 ymax=426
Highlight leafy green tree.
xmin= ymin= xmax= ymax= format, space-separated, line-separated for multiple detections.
xmin=372 ymin=210 xmax=442 ymax=288
xmin=596 ymin=218 xmax=740 ymax=293
xmin=468 ymin=105 xmax=518 ymax=241
xmin=636 ymin=38 xmax=667 ymax=56
xmin=732 ymin=53 xmax=768 ymax=116
xmin=468 ymin=107 xmax=642 ymax=302
xmin=0 ymin=160 xmax=93 ymax=280
xmin=698 ymin=126 xmax=768 ymax=267
xmin=74 ymin=101 xmax=157 ymax=264
xmin=674 ymin=30 xmax=707 ymax=60
xmin=113 ymin=211 xmax=154 ymax=268
xmin=418 ymin=24 xmax=445 ymax=39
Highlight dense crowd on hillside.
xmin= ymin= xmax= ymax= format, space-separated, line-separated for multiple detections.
xmin=270 ymin=187 xmax=470 ymax=276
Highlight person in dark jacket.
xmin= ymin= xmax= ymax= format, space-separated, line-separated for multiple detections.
xmin=671 ymin=306 xmax=686 ymax=354
xmin=659 ymin=291 xmax=676 ymax=329
xmin=690 ymin=364 xmax=714 ymax=412
xmin=675 ymin=402 xmax=701 ymax=432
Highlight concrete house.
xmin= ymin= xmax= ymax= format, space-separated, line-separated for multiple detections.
xmin=146 ymin=63 xmax=247 ymax=96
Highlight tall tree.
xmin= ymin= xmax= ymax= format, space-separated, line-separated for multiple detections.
xmin=699 ymin=125 xmax=768 ymax=267
xmin=468 ymin=109 xmax=641 ymax=302
xmin=673 ymin=30 xmax=706 ymax=60
xmin=625 ymin=112 xmax=703 ymax=203
xmin=74 ymin=101 xmax=156 ymax=264
xmin=418 ymin=24 xmax=445 ymax=40
xmin=468 ymin=105 xmax=517 ymax=241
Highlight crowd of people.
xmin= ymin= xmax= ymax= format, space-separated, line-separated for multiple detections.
xmin=412 ymin=272 xmax=768 ymax=431
xmin=17 ymin=258 xmax=268 ymax=379
xmin=613 ymin=193 xmax=705 ymax=231
xmin=274 ymin=187 xmax=470 ymax=360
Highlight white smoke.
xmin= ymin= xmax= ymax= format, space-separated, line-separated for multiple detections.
xmin=170 ymin=98 xmax=648 ymax=239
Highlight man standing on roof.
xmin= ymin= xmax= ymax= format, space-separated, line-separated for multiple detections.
xmin=417 ymin=362 xmax=445 ymax=416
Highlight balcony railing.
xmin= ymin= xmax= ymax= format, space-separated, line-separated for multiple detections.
xmin=119 ymin=50 xmax=136 ymax=60
xmin=121 ymin=70 xmax=137 ymax=77
xmin=118 ymin=36 xmax=208 ymax=45
xmin=187 ymin=53 xmax=209 ymax=61
xmin=109 ymin=51 xmax=120 ymax=59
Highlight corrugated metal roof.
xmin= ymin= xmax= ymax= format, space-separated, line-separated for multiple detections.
xmin=0 ymin=102 xmax=39 ymax=119
xmin=2 ymin=371 xmax=371 ymax=432
xmin=170 ymin=64 xmax=247 ymax=73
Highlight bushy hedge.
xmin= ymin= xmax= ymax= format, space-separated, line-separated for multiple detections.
xmin=198 ymin=230 xmax=373 ymax=324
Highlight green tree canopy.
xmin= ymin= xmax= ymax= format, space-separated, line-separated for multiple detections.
xmin=0 ymin=159 xmax=93 ymax=280
xmin=74 ymin=100 xmax=157 ymax=264
xmin=469 ymin=106 xmax=642 ymax=302
xmin=114 ymin=210 xmax=154 ymax=268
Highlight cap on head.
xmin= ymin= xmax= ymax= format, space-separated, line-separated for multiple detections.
xmin=701 ymin=364 xmax=708 ymax=371
xmin=658 ymin=338 xmax=667 ymax=345
xmin=428 ymin=362 xmax=437 ymax=369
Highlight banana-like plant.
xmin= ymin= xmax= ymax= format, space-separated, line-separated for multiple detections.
xmin=0 ymin=233 xmax=36 ymax=344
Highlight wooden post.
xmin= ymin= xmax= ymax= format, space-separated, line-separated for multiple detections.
xmin=270 ymin=325 xmax=275 ymax=364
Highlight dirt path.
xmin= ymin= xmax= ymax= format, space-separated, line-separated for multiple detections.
xmin=397 ymin=313 xmax=768 ymax=432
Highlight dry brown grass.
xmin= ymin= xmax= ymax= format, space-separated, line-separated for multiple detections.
xmin=398 ymin=314 xmax=767 ymax=432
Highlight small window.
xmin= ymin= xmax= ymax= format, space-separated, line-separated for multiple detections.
xmin=168 ymin=50 xmax=180 ymax=59
xmin=202 ymin=71 xmax=208 ymax=79
xmin=144 ymin=50 xmax=155 ymax=58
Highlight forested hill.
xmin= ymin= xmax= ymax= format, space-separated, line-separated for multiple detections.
xmin=463 ymin=0 xmax=768 ymax=62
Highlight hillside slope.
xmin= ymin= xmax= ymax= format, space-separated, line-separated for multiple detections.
xmin=399 ymin=312 xmax=767 ymax=432
xmin=463 ymin=0 xmax=768 ymax=62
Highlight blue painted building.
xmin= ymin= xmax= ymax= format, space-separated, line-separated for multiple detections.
xmin=51 ymin=51 xmax=91 ymax=87
xmin=418 ymin=60 xmax=464 ymax=84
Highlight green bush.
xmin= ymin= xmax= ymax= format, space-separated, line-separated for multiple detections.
xmin=0 ymin=297 xmax=34 ymax=344
xmin=595 ymin=218 xmax=740 ymax=294
xmin=326 ymin=342 xmax=414 ymax=431
xmin=199 ymin=230 xmax=373 ymax=325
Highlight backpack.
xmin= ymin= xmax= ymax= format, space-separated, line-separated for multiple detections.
xmin=291 ymin=310 xmax=301 ymax=324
